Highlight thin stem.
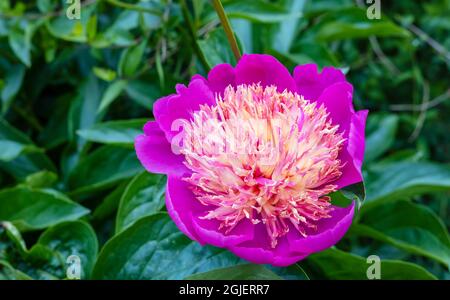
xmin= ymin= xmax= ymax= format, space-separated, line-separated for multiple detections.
xmin=211 ymin=0 xmax=241 ymax=61
xmin=103 ymin=0 xmax=160 ymax=15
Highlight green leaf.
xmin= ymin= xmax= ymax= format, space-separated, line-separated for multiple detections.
xmin=93 ymin=181 xmax=129 ymax=220
xmin=0 ymin=140 xmax=41 ymax=162
xmin=97 ymin=80 xmax=127 ymax=113
xmin=0 ymin=260 xmax=32 ymax=279
xmin=116 ymin=172 xmax=165 ymax=234
xmin=8 ymin=22 xmax=32 ymax=66
xmin=68 ymin=145 xmax=143 ymax=194
xmin=0 ymin=187 xmax=89 ymax=231
xmin=306 ymin=248 xmax=437 ymax=279
xmin=1 ymin=64 xmax=25 ymax=114
xmin=364 ymin=161 xmax=450 ymax=209
xmin=124 ymin=80 xmax=160 ymax=109
xmin=93 ymin=213 xmax=241 ymax=279
xmin=352 ymin=201 xmax=450 ymax=268
xmin=315 ymin=8 xmax=410 ymax=41
xmin=186 ymin=264 xmax=283 ymax=280
xmin=365 ymin=114 xmax=399 ymax=162
xmin=198 ymin=28 xmax=238 ymax=68
xmin=118 ymin=40 xmax=147 ymax=77
xmin=31 ymin=221 xmax=98 ymax=279
xmin=77 ymin=119 xmax=146 ymax=145
xmin=24 ymin=170 xmax=58 ymax=188
xmin=222 ymin=0 xmax=301 ymax=23
xmin=93 ymin=67 xmax=117 ymax=82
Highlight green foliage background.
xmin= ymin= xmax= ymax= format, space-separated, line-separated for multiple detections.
xmin=0 ymin=0 xmax=449 ymax=280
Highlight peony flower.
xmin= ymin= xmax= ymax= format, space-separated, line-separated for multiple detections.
xmin=135 ymin=54 xmax=367 ymax=266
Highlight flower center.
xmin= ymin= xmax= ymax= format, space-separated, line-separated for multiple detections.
xmin=180 ymin=84 xmax=345 ymax=248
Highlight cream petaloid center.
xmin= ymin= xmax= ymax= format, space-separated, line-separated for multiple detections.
xmin=180 ymin=84 xmax=345 ymax=248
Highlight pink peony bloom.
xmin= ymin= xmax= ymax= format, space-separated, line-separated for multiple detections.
xmin=135 ymin=54 xmax=368 ymax=266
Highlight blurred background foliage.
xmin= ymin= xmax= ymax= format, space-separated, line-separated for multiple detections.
xmin=0 ymin=0 xmax=449 ymax=280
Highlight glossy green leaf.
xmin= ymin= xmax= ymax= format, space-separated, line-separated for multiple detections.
xmin=364 ymin=161 xmax=450 ymax=209
xmin=353 ymin=201 xmax=450 ymax=267
xmin=186 ymin=264 xmax=283 ymax=280
xmin=116 ymin=172 xmax=166 ymax=234
xmin=31 ymin=221 xmax=98 ymax=279
xmin=0 ymin=187 xmax=89 ymax=231
xmin=93 ymin=214 xmax=241 ymax=279
xmin=306 ymin=248 xmax=437 ymax=279
xmin=77 ymin=119 xmax=146 ymax=145
xmin=68 ymin=145 xmax=143 ymax=194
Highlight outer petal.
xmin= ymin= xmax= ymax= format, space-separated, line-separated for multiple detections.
xmin=315 ymin=82 xmax=367 ymax=188
xmin=334 ymin=110 xmax=368 ymax=188
xmin=294 ymin=64 xmax=346 ymax=101
xmin=228 ymin=223 xmax=308 ymax=266
xmin=206 ymin=63 xmax=236 ymax=96
xmin=166 ymin=176 xmax=206 ymax=244
xmin=288 ymin=202 xmax=355 ymax=254
xmin=135 ymin=121 xmax=189 ymax=177
xmin=191 ymin=217 xmax=255 ymax=248
xmin=153 ymin=79 xmax=215 ymax=141
xmin=235 ymin=54 xmax=297 ymax=93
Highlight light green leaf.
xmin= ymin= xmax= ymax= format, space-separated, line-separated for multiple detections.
xmin=222 ymin=0 xmax=301 ymax=23
xmin=97 ymin=80 xmax=127 ymax=113
xmin=77 ymin=119 xmax=145 ymax=145
xmin=24 ymin=170 xmax=58 ymax=188
xmin=365 ymin=114 xmax=399 ymax=162
xmin=116 ymin=172 xmax=165 ymax=234
xmin=118 ymin=40 xmax=147 ymax=77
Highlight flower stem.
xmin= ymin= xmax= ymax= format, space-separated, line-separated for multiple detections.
xmin=211 ymin=0 xmax=241 ymax=61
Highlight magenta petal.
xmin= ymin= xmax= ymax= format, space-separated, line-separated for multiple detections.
xmin=288 ymin=202 xmax=355 ymax=254
xmin=153 ymin=79 xmax=215 ymax=141
xmin=294 ymin=64 xmax=346 ymax=101
xmin=228 ymin=223 xmax=308 ymax=266
xmin=206 ymin=63 xmax=236 ymax=96
xmin=317 ymin=81 xmax=354 ymax=136
xmin=166 ymin=176 xmax=207 ymax=244
xmin=191 ymin=217 xmax=254 ymax=248
xmin=235 ymin=54 xmax=297 ymax=93
xmin=135 ymin=121 xmax=189 ymax=177
xmin=334 ymin=110 xmax=368 ymax=188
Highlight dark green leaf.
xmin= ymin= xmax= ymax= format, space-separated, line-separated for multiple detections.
xmin=116 ymin=172 xmax=165 ymax=234
xmin=68 ymin=145 xmax=143 ymax=194
xmin=186 ymin=264 xmax=283 ymax=280
xmin=93 ymin=214 xmax=241 ymax=279
xmin=0 ymin=187 xmax=89 ymax=231
xmin=306 ymin=248 xmax=437 ymax=279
